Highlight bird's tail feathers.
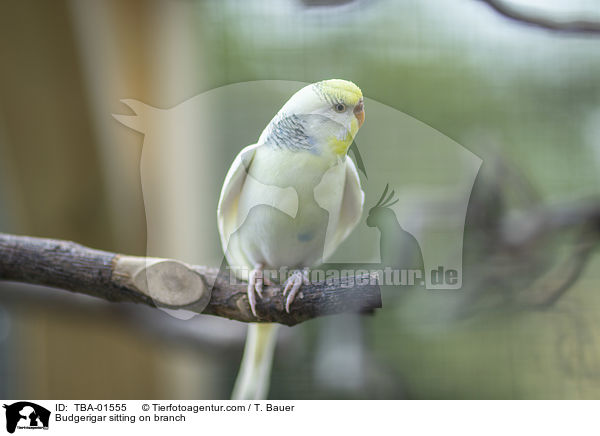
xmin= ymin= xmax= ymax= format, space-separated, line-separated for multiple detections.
xmin=231 ymin=323 xmax=279 ymax=400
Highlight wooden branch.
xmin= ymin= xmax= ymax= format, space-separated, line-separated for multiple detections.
xmin=0 ymin=233 xmax=382 ymax=326
xmin=480 ymin=0 xmax=600 ymax=35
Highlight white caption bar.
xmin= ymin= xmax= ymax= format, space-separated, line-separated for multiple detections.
xmin=1 ymin=400 xmax=597 ymax=436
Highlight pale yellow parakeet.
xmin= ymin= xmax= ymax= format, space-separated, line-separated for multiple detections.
xmin=217 ymin=79 xmax=365 ymax=399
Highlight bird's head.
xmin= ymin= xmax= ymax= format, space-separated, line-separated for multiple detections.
xmin=259 ymin=79 xmax=365 ymax=158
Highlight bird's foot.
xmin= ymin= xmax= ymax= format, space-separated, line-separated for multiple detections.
xmin=282 ymin=268 xmax=310 ymax=313
xmin=248 ymin=263 xmax=273 ymax=317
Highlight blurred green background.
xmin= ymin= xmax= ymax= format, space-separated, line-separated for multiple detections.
xmin=0 ymin=0 xmax=599 ymax=399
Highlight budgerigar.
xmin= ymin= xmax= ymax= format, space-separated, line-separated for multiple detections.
xmin=217 ymin=79 xmax=365 ymax=400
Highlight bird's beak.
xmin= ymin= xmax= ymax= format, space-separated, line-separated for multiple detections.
xmin=354 ymin=99 xmax=365 ymax=128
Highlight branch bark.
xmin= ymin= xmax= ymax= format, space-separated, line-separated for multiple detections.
xmin=0 ymin=233 xmax=381 ymax=327
xmin=480 ymin=0 xmax=600 ymax=35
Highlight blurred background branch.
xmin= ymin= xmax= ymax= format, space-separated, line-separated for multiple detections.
xmin=479 ymin=0 xmax=600 ymax=34
xmin=518 ymin=223 xmax=599 ymax=308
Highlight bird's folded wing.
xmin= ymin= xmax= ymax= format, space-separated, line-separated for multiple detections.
xmin=338 ymin=157 xmax=365 ymax=243
xmin=315 ymin=157 xmax=365 ymax=260
xmin=217 ymin=143 xmax=260 ymax=251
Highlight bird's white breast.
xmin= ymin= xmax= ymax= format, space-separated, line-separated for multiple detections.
xmin=228 ymin=146 xmax=344 ymax=271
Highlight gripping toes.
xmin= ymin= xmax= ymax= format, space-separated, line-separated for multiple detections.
xmin=283 ymin=269 xmax=310 ymax=313
xmin=248 ymin=264 xmax=269 ymax=317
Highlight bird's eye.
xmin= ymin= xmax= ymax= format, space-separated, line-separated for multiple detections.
xmin=334 ymin=103 xmax=346 ymax=113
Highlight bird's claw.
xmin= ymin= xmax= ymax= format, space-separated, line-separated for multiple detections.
xmin=248 ymin=264 xmax=271 ymax=317
xmin=282 ymin=269 xmax=310 ymax=313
